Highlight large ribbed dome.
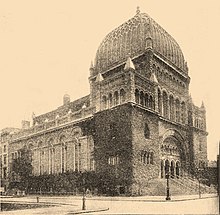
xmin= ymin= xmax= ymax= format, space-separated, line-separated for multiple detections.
xmin=94 ymin=11 xmax=187 ymax=75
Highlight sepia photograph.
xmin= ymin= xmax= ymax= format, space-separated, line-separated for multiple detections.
xmin=0 ymin=1 xmax=219 ymax=214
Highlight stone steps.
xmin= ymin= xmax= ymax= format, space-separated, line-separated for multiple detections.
xmin=141 ymin=177 xmax=217 ymax=196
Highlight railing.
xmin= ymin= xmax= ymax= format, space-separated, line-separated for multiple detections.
xmin=10 ymin=106 xmax=95 ymax=141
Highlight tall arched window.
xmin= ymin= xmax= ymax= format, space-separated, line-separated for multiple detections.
xmin=149 ymin=152 xmax=154 ymax=164
xmin=38 ymin=141 xmax=43 ymax=175
xmin=162 ymin=91 xmax=168 ymax=118
xmin=119 ymin=89 xmax=126 ymax=103
xmin=135 ymin=89 xmax=140 ymax=104
xmin=109 ymin=93 xmax=113 ymax=107
xmin=48 ymin=139 xmax=54 ymax=174
xmin=140 ymin=91 xmax=144 ymax=106
xmin=60 ymin=136 xmax=67 ymax=173
xmin=181 ymin=101 xmax=186 ymax=124
xmin=143 ymin=151 xmax=147 ymax=164
xmin=113 ymin=91 xmax=119 ymax=106
xmin=147 ymin=153 xmax=150 ymax=164
xmin=169 ymin=95 xmax=174 ymax=121
xmin=175 ymin=99 xmax=180 ymax=122
xmin=158 ymin=89 xmax=162 ymax=115
xmin=144 ymin=123 xmax=150 ymax=139
xmin=144 ymin=93 xmax=149 ymax=107
xmin=102 ymin=96 xmax=107 ymax=109
xmin=149 ymin=95 xmax=154 ymax=110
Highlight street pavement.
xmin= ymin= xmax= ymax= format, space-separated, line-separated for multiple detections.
xmin=1 ymin=194 xmax=219 ymax=214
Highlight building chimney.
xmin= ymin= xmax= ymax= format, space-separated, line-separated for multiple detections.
xmin=63 ymin=94 xmax=70 ymax=105
xmin=22 ymin=120 xmax=30 ymax=130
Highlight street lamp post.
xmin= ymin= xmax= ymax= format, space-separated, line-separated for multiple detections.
xmin=82 ymin=178 xmax=86 ymax=210
xmin=165 ymin=172 xmax=171 ymax=200
xmin=195 ymin=167 xmax=202 ymax=199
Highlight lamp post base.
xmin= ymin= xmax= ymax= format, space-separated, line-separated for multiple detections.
xmin=82 ymin=196 xmax=86 ymax=210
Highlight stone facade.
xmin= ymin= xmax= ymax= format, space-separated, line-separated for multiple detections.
xmin=0 ymin=9 xmax=208 ymax=195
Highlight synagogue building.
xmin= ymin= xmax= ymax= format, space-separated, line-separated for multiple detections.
xmin=0 ymin=9 xmax=208 ymax=195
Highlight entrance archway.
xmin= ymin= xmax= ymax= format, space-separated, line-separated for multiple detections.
xmin=160 ymin=129 xmax=187 ymax=179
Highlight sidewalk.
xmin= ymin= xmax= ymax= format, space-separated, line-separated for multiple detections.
xmin=1 ymin=193 xmax=217 ymax=203
xmin=1 ymin=194 xmax=218 ymax=215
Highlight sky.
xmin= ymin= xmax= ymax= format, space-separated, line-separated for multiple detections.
xmin=0 ymin=0 xmax=219 ymax=160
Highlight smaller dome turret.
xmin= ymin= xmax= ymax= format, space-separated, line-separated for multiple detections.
xmin=150 ymin=71 xmax=158 ymax=83
xmin=124 ymin=57 xmax=135 ymax=71
xmin=63 ymin=94 xmax=70 ymax=105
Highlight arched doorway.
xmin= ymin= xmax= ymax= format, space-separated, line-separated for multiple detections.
xmin=160 ymin=129 xmax=186 ymax=179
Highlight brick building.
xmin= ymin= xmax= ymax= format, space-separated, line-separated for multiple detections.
xmin=1 ymin=9 xmax=208 ymax=195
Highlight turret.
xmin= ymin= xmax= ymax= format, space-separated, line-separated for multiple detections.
xmin=124 ymin=57 xmax=135 ymax=72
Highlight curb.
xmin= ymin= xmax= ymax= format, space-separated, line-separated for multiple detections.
xmin=67 ymin=208 xmax=109 ymax=214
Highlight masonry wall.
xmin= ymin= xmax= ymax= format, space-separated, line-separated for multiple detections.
xmin=130 ymin=106 xmax=160 ymax=195
xmin=192 ymin=129 xmax=208 ymax=168
xmin=8 ymin=119 xmax=94 ymax=180
xmin=93 ymin=104 xmax=133 ymax=194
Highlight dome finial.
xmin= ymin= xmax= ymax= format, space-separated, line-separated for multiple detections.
xmin=136 ymin=6 xmax=140 ymax=15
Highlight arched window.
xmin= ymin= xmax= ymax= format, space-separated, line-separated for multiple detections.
xmin=149 ymin=95 xmax=154 ymax=110
xmin=120 ymin=89 xmax=126 ymax=103
xmin=113 ymin=91 xmax=119 ymax=106
xmin=162 ymin=91 xmax=168 ymax=118
xmin=140 ymin=91 xmax=144 ymax=106
xmin=135 ymin=89 xmax=140 ymax=104
xmin=158 ymin=89 xmax=162 ymax=115
xmin=149 ymin=152 xmax=154 ymax=164
xmin=144 ymin=123 xmax=150 ymax=139
xmin=48 ymin=139 xmax=54 ymax=174
xmin=38 ymin=141 xmax=43 ymax=175
xmin=60 ymin=136 xmax=67 ymax=173
xmin=102 ymin=96 xmax=107 ymax=109
xmin=181 ymin=101 xmax=186 ymax=124
xmin=169 ymin=95 xmax=174 ymax=121
xmin=147 ymin=152 xmax=150 ymax=164
xmin=175 ymin=98 xmax=180 ymax=122
xmin=143 ymin=152 xmax=147 ymax=164
xmin=144 ymin=93 xmax=149 ymax=107
xmin=109 ymin=93 xmax=113 ymax=107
